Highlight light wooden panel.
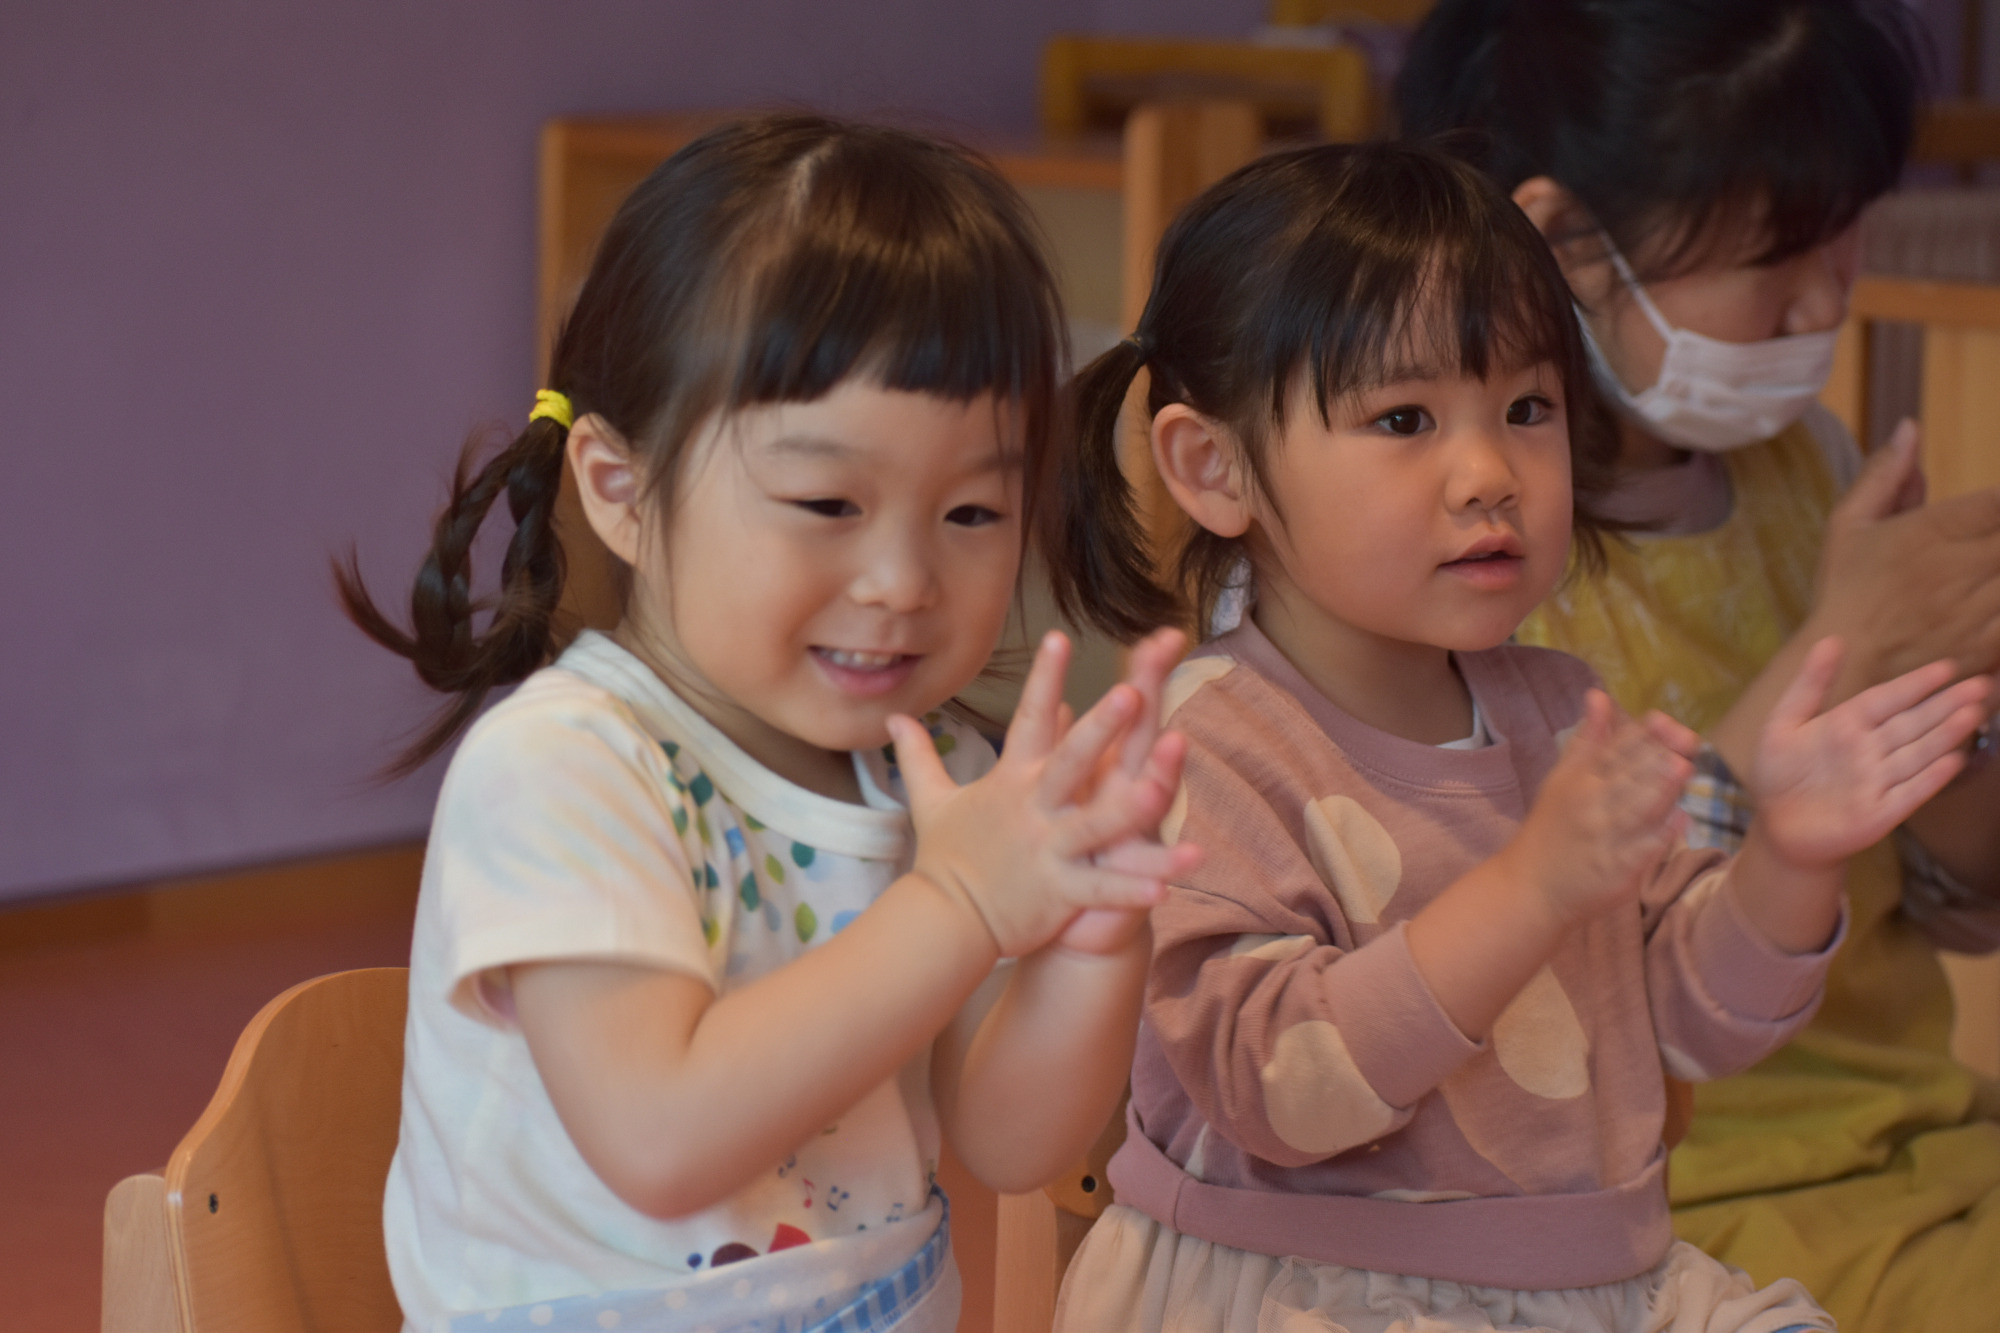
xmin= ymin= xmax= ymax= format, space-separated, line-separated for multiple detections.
xmin=102 ymin=1174 xmax=179 ymax=1333
xmin=1268 ymin=0 xmax=1435 ymax=23
xmin=992 ymin=1192 xmax=1095 ymax=1333
xmin=165 ymin=969 xmax=407 ymax=1333
xmin=1040 ymin=35 xmax=1371 ymax=141
xmin=1920 ymin=325 xmax=2000 ymax=498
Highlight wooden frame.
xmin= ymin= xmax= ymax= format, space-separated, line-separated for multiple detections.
xmin=102 ymin=969 xmax=408 ymax=1333
xmin=1039 ymin=36 xmax=1372 ymax=142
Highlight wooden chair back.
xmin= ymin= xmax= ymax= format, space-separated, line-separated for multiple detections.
xmin=1040 ymin=35 xmax=1372 ymax=142
xmin=102 ymin=967 xmax=409 ymax=1333
xmin=1822 ymin=275 xmax=2000 ymax=497
xmin=1268 ymin=0 xmax=1433 ymax=23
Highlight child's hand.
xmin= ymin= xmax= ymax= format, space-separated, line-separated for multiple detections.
xmin=1050 ymin=628 xmax=1199 ymax=956
xmin=1508 ymin=691 xmax=1697 ymax=929
xmin=890 ymin=632 xmax=1199 ymax=958
xmin=1751 ymin=637 xmax=1991 ymax=871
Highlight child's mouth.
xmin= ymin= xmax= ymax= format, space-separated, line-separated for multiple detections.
xmin=1441 ymin=550 xmax=1524 ymax=588
xmin=811 ymin=647 xmax=920 ymax=697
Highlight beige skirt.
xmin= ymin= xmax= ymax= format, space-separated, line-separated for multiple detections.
xmin=1052 ymin=1204 xmax=1833 ymax=1333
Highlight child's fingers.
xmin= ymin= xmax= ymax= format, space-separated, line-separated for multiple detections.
xmin=1116 ymin=628 xmax=1187 ymax=776
xmin=1877 ymin=699 xmax=1989 ymax=788
xmin=1870 ymin=675 xmax=1991 ymax=755
xmin=1004 ymin=631 xmax=1072 ymax=762
xmin=1055 ymin=701 xmax=1075 ymax=738
xmin=1036 ymin=684 xmax=1137 ymax=807
xmin=1845 ymin=657 xmax=1963 ymax=729
xmin=1769 ymin=637 xmax=1845 ymax=735
xmin=1574 ymin=689 xmax=1616 ymax=750
xmin=1137 ymin=731 xmax=1190 ymax=801
xmin=1880 ymin=749 xmax=1970 ymax=826
xmin=1641 ymin=710 xmax=1703 ymax=761
xmin=1047 ymin=774 xmax=1176 ymax=862
xmin=886 ymin=714 xmax=958 ymax=814
xmin=1091 ymin=836 xmax=1203 ymax=879
xmin=1057 ymin=867 xmax=1170 ymax=913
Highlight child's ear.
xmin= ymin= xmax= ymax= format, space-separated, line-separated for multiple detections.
xmin=1152 ymin=405 xmax=1252 ymax=539
xmin=568 ymin=415 xmax=645 ymax=566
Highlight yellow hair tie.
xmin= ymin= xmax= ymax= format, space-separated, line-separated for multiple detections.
xmin=528 ymin=389 xmax=574 ymax=431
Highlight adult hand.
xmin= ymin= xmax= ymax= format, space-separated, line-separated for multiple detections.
xmin=1711 ymin=420 xmax=2000 ymax=778
xmin=1814 ymin=420 xmax=2000 ymax=698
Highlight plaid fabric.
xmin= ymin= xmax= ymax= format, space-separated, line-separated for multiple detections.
xmin=1682 ymin=745 xmax=1752 ymax=855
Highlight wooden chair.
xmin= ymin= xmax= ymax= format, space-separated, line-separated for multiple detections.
xmin=1040 ymin=35 xmax=1371 ymax=143
xmin=101 ymin=967 xmax=408 ymax=1333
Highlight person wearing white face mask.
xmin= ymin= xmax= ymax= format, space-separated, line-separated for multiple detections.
xmin=1400 ymin=3 xmax=2000 ymax=1331
xmin=1580 ymin=241 xmax=1843 ymax=456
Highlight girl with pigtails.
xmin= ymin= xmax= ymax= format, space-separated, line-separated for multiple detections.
xmin=339 ymin=114 xmax=1198 ymax=1333
xmin=1043 ymin=139 xmax=1989 ymax=1333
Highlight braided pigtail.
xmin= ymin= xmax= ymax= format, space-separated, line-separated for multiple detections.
xmin=1042 ymin=335 xmax=1185 ymax=644
xmin=335 ymin=412 xmax=570 ymax=776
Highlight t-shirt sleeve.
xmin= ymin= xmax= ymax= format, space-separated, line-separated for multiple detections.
xmin=427 ymin=685 xmax=716 ymax=1027
xmin=1148 ymin=712 xmax=1482 ymax=1169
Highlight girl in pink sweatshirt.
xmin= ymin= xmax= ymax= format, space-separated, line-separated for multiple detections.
xmin=1039 ymin=140 xmax=1990 ymax=1333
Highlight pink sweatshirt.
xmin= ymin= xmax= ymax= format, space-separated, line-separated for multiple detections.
xmin=1108 ymin=622 xmax=1841 ymax=1290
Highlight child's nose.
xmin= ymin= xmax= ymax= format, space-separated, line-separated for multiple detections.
xmin=1448 ymin=429 xmax=1521 ymax=512
xmin=849 ymin=532 xmax=938 ymax=612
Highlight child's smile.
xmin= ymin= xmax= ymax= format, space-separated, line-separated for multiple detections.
xmin=607 ymin=381 xmax=1023 ymax=798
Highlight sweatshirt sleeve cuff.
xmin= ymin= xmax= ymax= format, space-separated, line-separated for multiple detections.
xmin=1333 ymin=921 xmax=1487 ymax=1107
xmin=1691 ymin=868 xmax=1847 ymax=1021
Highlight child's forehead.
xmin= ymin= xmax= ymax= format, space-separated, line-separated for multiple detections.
xmin=716 ymin=384 xmax=1023 ymax=468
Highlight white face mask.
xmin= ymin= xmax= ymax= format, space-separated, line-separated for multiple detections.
xmin=1580 ymin=243 xmax=1839 ymax=453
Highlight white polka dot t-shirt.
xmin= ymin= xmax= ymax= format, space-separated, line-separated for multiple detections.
xmin=1110 ymin=620 xmax=1843 ymax=1292
xmin=382 ymin=631 xmax=994 ymax=1332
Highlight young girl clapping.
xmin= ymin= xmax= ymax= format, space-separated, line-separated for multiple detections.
xmin=343 ymin=114 xmax=1196 ymax=1333
xmin=1044 ymin=141 xmax=1988 ymax=1333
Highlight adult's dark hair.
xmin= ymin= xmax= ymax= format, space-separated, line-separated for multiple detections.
xmin=338 ymin=113 xmax=1067 ymax=774
xmin=1394 ymin=0 xmax=1928 ymax=276
xmin=1045 ymin=139 xmax=1618 ymax=644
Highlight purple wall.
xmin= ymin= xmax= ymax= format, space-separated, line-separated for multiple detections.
xmin=0 ymin=1 xmax=1264 ymax=902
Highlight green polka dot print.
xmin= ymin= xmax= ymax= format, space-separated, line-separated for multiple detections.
xmin=791 ymin=842 xmax=815 ymax=869
xmin=795 ymin=904 xmax=817 ymax=943
xmin=739 ymin=874 xmax=760 ymax=911
xmin=764 ymin=853 xmax=786 ymax=885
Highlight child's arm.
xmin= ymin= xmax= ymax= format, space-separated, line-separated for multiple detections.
xmin=930 ymin=630 xmax=1192 ymax=1194
xmin=509 ymin=635 xmax=1187 ymax=1221
xmin=1405 ymin=692 xmax=1697 ymax=1040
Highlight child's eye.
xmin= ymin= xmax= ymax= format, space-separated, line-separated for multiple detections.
xmin=946 ymin=504 xmax=1003 ymax=528
xmin=1507 ymin=395 xmax=1555 ymax=427
xmin=793 ymin=498 xmax=860 ymax=518
xmin=1374 ymin=406 xmax=1431 ymax=437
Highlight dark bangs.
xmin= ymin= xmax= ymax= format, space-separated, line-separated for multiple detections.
xmin=730 ymin=130 xmax=1065 ymax=419
xmin=555 ymin=114 xmax=1065 ymax=527
xmin=1272 ymin=147 xmax=1588 ymax=433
